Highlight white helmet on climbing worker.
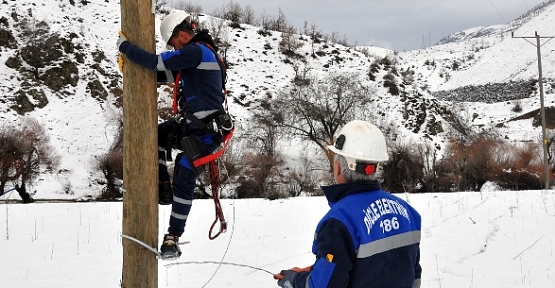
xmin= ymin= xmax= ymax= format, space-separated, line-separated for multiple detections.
xmin=160 ymin=11 xmax=193 ymax=50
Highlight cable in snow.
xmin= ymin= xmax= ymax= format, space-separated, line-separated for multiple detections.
xmin=198 ymin=159 xmax=237 ymax=288
xmin=164 ymin=260 xmax=275 ymax=276
xmin=513 ymin=235 xmax=544 ymax=260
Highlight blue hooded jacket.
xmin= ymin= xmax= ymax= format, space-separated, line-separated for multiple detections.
xmin=118 ymin=31 xmax=225 ymax=127
xmin=292 ymin=182 xmax=422 ymax=288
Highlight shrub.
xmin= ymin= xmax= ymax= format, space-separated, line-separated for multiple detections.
xmin=437 ymin=137 xmax=501 ymax=191
xmin=95 ymin=110 xmax=123 ymax=200
xmin=492 ymin=167 xmax=543 ymax=190
xmin=285 ymin=157 xmax=320 ymax=197
xmin=95 ymin=151 xmax=123 ymax=200
xmin=489 ymin=143 xmax=546 ymax=190
xmin=382 ymin=141 xmax=425 ymax=193
xmin=0 ymin=117 xmax=59 ymax=194
xmin=383 ymin=73 xmax=399 ymax=96
xmin=434 ymin=136 xmax=546 ymax=191
xmin=234 ymin=150 xmax=285 ymax=199
xmin=512 ymin=100 xmax=523 ymax=113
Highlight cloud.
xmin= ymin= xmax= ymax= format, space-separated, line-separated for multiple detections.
xmin=174 ymin=0 xmax=546 ymax=51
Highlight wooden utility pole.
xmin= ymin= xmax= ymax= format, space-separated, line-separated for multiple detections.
xmin=512 ymin=31 xmax=555 ymax=190
xmin=120 ymin=1 xmax=158 ymax=287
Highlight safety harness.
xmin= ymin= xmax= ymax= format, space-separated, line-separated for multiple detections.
xmin=169 ymin=41 xmax=233 ymax=240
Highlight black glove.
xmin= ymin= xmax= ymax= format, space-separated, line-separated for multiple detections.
xmin=276 ymin=269 xmax=298 ymax=288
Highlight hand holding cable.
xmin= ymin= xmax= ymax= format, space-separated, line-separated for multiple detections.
xmin=274 ymin=266 xmax=311 ymax=287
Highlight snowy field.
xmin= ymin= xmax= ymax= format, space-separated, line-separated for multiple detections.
xmin=1 ymin=189 xmax=555 ymax=287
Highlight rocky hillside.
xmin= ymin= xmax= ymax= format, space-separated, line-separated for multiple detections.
xmin=1 ymin=0 xmax=554 ymax=196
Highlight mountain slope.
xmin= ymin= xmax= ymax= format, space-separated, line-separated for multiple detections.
xmin=0 ymin=0 xmax=554 ymax=198
xmin=397 ymin=0 xmax=555 ymax=92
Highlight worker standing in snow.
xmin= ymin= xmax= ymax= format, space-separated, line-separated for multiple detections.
xmin=116 ymin=11 xmax=231 ymax=258
xmin=275 ymin=120 xmax=422 ymax=288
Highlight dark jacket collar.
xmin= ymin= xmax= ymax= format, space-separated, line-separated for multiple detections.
xmin=190 ymin=31 xmax=218 ymax=52
xmin=321 ymin=182 xmax=382 ymax=203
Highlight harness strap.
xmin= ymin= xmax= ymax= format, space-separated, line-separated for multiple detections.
xmin=192 ymin=128 xmax=234 ymax=168
xmin=196 ymin=42 xmax=227 ymax=90
xmin=172 ymin=73 xmax=181 ymax=115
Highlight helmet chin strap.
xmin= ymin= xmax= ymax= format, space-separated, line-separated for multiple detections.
xmin=345 ymin=156 xmax=378 ymax=175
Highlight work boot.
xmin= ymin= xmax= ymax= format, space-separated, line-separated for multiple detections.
xmin=159 ymin=181 xmax=173 ymax=205
xmin=160 ymin=233 xmax=182 ymax=259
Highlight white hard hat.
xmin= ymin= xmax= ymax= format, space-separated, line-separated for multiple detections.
xmin=160 ymin=11 xmax=192 ymax=50
xmin=328 ymin=120 xmax=389 ymax=171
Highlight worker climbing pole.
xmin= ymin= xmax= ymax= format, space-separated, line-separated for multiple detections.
xmin=117 ymin=0 xmax=234 ymax=269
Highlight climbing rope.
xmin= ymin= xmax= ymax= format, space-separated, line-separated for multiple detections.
xmin=208 ymin=160 xmax=227 ymax=240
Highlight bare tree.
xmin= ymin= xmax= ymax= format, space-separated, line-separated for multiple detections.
xmin=274 ymin=8 xmax=287 ymax=32
xmin=236 ymin=104 xmax=285 ymax=199
xmin=266 ymin=72 xmax=375 ymax=172
xmin=218 ymin=136 xmax=247 ymax=189
xmin=259 ymin=11 xmax=272 ymax=31
xmin=220 ymin=0 xmax=243 ymax=24
xmin=170 ymin=1 xmax=203 ymax=18
xmin=286 ymin=156 xmax=321 ymax=197
xmin=0 ymin=129 xmax=24 ymax=193
xmin=16 ymin=18 xmax=52 ymax=78
xmin=204 ymin=17 xmax=230 ymax=52
xmin=308 ymin=22 xmax=322 ymax=56
xmin=261 ymin=8 xmax=288 ymax=32
xmin=242 ymin=5 xmax=256 ymax=25
xmin=0 ymin=118 xmax=59 ymax=194
xmin=279 ymin=25 xmax=303 ymax=54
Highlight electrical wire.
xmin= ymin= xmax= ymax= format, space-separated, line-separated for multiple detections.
xmin=200 ymin=203 xmax=236 ymax=287
xmin=198 ymin=158 xmax=238 ymax=288
xmin=487 ymin=0 xmax=507 ymax=24
xmin=522 ymin=0 xmax=530 ymax=12
xmin=164 ymin=260 xmax=275 ymax=276
xmin=0 ymin=187 xmax=17 ymax=198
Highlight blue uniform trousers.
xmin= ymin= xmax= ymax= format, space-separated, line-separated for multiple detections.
xmin=158 ymin=119 xmax=222 ymax=236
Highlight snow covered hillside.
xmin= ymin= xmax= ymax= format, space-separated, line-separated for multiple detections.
xmin=394 ymin=0 xmax=555 ymax=143
xmin=1 ymin=0 xmax=554 ymax=198
xmin=399 ymin=0 xmax=555 ymax=91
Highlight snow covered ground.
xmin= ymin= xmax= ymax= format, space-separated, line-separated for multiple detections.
xmin=1 ymin=188 xmax=554 ymax=287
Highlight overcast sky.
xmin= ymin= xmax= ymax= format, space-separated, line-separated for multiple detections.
xmin=175 ymin=0 xmax=548 ymax=51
